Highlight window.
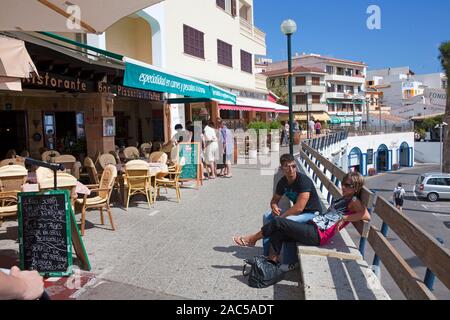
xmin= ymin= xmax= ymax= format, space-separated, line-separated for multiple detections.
xmin=279 ymin=77 xmax=286 ymax=86
xmin=346 ymin=85 xmax=354 ymax=94
xmin=312 ymin=77 xmax=320 ymax=85
xmin=426 ymin=178 xmax=450 ymax=186
xmin=217 ymin=39 xmax=232 ymax=67
xmin=183 ymin=24 xmax=204 ymax=59
xmin=295 ymin=76 xmax=306 ymax=86
xmin=217 ymin=0 xmax=237 ymax=16
xmin=345 ymin=68 xmax=354 ymax=77
xmin=326 ymin=66 xmax=334 ymax=74
xmin=355 ymin=69 xmax=361 ymax=76
xmin=442 ymin=80 xmax=447 ymax=89
xmin=337 ymin=67 xmax=344 ymax=75
xmin=295 ymin=94 xmax=307 ymax=105
xmin=337 ymin=85 xmax=344 ymax=93
xmin=328 ymin=104 xmax=335 ymax=112
xmin=240 ymin=50 xmax=252 ymax=73
xmin=327 ymin=83 xmax=335 ymax=92
xmin=216 ymin=0 xmax=225 ymax=10
xmin=312 ymin=94 xmax=321 ymax=104
xmin=269 ymin=79 xmax=275 ymax=87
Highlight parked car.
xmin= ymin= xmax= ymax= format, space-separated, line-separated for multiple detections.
xmin=413 ymin=173 xmax=450 ymax=202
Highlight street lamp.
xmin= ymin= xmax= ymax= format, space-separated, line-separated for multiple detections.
xmin=281 ymin=19 xmax=297 ymax=155
xmin=435 ymin=122 xmax=448 ymax=173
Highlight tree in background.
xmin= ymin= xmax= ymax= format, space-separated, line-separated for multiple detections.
xmin=439 ymin=41 xmax=450 ymax=172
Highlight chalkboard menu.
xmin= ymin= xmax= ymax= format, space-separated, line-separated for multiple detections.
xmin=177 ymin=142 xmax=200 ymax=185
xmin=367 ymin=149 xmax=374 ymax=165
xmin=18 ymin=190 xmax=72 ymax=276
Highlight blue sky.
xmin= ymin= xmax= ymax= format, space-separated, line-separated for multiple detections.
xmin=254 ymin=0 xmax=450 ymax=74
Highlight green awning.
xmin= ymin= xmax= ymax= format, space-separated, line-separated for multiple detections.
xmin=327 ymin=99 xmax=364 ymax=105
xmin=123 ymin=58 xmax=236 ymax=104
xmin=329 ymin=116 xmax=362 ymax=124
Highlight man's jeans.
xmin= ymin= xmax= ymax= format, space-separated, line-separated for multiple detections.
xmin=263 ymin=210 xmax=316 ymax=264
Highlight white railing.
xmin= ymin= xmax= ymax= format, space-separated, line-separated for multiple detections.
xmin=239 ymin=18 xmax=266 ymax=46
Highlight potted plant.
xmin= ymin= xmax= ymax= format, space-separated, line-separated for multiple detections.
xmin=247 ymin=121 xmax=270 ymax=154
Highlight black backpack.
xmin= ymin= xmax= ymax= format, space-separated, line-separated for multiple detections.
xmin=242 ymin=256 xmax=285 ymax=288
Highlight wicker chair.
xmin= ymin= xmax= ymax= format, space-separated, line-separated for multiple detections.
xmin=0 ymin=191 xmax=19 ymax=226
xmin=149 ymin=151 xmax=168 ymax=164
xmin=0 ymin=164 xmax=28 ymax=192
xmin=155 ymin=163 xmax=182 ymax=203
xmin=75 ymin=164 xmax=117 ymax=236
xmin=124 ymin=160 xmax=153 ymax=210
xmin=98 ymin=153 xmax=117 ymax=170
xmin=123 ymin=146 xmax=140 ymax=160
xmin=41 ymin=150 xmax=61 ymax=162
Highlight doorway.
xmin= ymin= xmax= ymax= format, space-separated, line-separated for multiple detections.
xmin=399 ymin=142 xmax=410 ymax=167
xmin=43 ymin=112 xmax=85 ymax=156
xmin=376 ymin=144 xmax=389 ymax=172
xmin=0 ymin=111 xmax=28 ymax=158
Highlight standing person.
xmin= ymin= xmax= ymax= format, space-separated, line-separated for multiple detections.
xmin=314 ymin=120 xmax=322 ymax=135
xmin=218 ymin=119 xmax=234 ymax=178
xmin=172 ymin=124 xmax=192 ymax=144
xmin=203 ymin=120 xmax=219 ymax=179
xmin=233 ymin=154 xmax=322 ymax=267
xmin=393 ymin=182 xmax=406 ymax=212
xmin=282 ymin=122 xmax=290 ymax=146
xmin=46 ymin=129 xmax=55 ymax=150
xmin=308 ymin=118 xmax=315 ymax=137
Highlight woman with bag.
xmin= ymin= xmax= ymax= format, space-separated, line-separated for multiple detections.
xmin=233 ymin=172 xmax=370 ymax=263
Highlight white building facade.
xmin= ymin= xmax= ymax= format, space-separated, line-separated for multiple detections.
xmin=88 ymin=0 xmax=268 ymax=133
xmin=266 ymin=54 xmax=367 ymax=127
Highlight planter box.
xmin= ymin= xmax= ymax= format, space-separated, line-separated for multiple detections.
xmin=260 ymin=146 xmax=270 ymax=155
xmin=271 ymin=142 xmax=280 ymax=152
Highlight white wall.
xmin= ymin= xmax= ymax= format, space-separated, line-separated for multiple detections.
xmin=414 ymin=142 xmax=440 ymax=164
xmin=347 ymin=132 xmax=415 ymax=172
xmin=154 ymin=0 xmax=266 ymax=92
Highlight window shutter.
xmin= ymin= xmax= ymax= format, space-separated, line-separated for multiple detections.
xmin=231 ymin=0 xmax=237 ymax=16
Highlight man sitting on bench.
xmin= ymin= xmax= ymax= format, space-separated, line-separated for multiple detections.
xmin=233 ymin=153 xmax=321 ymax=270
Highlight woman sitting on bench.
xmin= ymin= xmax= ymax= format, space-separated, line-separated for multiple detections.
xmin=233 ymin=172 xmax=370 ymax=263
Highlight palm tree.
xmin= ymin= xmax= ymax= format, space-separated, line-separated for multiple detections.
xmin=439 ymin=41 xmax=450 ymax=172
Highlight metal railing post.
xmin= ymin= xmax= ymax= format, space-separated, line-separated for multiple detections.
xmin=372 ymin=222 xmax=389 ymax=277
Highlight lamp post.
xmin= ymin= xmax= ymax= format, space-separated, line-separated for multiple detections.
xmin=281 ymin=19 xmax=297 ymax=155
xmin=435 ymin=122 xmax=448 ymax=173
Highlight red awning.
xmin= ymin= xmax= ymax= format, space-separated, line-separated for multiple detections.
xmin=219 ymin=105 xmax=276 ymax=112
xmin=219 ymin=97 xmax=289 ymax=113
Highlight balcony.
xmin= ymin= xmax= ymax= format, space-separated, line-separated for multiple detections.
xmin=293 ymin=103 xmax=327 ymax=112
xmin=293 ymin=85 xmax=326 ymax=94
xmin=255 ymin=73 xmax=267 ymax=92
xmin=240 ymin=18 xmax=266 ymax=47
xmin=325 ymin=74 xmax=366 ymax=84
xmin=325 ymin=92 xmax=348 ymax=99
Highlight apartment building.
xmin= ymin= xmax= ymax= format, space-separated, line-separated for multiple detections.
xmin=263 ymin=66 xmax=328 ymax=122
xmin=367 ymin=67 xmax=447 ymax=118
xmin=265 ymin=53 xmax=367 ymax=127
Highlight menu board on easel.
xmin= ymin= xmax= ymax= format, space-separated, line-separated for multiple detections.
xmin=177 ymin=142 xmax=201 ymax=187
xmin=18 ymin=190 xmax=72 ymax=277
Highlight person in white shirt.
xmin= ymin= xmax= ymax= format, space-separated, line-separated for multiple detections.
xmin=172 ymin=124 xmax=192 ymax=145
xmin=203 ymin=120 xmax=219 ymax=179
xmin=393 ymin=182 xmax=406 ymax=212
xmin=308 ymin=119 xmax=315 ymax=137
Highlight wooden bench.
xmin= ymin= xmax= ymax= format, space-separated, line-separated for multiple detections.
xmin=297 ymin=142 xmax=390 ymax=300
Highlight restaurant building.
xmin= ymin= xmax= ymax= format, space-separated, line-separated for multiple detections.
xmin=0 ymin=32 xmax=164 ymax=159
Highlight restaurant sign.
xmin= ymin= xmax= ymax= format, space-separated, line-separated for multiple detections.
xmin=22 ymin=72 xmax=94 ymax=92
xmin=21 ymin=71 xmax=162 ymax=101
xmin=97 ymin=82 xmax=162 ymax=101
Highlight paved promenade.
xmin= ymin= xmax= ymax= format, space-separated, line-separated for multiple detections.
xmin=0 ymin=149 xmax=303 ymax=300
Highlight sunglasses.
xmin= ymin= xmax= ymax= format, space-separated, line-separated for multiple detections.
xmin=342 ymin=182 xmax=355 ymax=188
xmin=282 ymin=164 xmax=297 ymax=170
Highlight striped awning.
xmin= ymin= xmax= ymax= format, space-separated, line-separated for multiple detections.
xmin=219 ymin=97 xmax=289 ymax=113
